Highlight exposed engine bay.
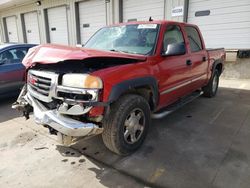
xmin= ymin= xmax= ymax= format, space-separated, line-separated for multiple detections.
xmin=31 ymin=57 xmax=142 ymax=73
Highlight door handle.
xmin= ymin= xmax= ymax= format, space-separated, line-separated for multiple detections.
xmin=186 ymin=59 xmax=192 ymax=66
xmin=202 ymin=56 xmax=207 ymax=62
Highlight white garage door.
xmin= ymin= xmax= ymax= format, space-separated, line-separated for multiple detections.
xmin=78 ymin=0 xmax=106 ymax=44
xmin=47 ymin=6 xmax=69 ymax=45
xmin=123 ymin=0 xmax=165 ymax=22
xmin=188 ymin=0 xmax=250 ymax=49
xmin=24 ymin=12 xmax=40 ymax=44
xmin=0 ymin=27 xmax=2 ymax=42
xmin=5 ymin=16 xmax=19 ymax=42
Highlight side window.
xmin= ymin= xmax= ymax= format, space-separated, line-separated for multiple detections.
xmin=185 ymin=27 xmax=203 ymax=52
xmin=0 ymin=50 xmax=15 ymax=64
xmin=0 ymin=48 xmax=28 ymax=65
xmin=163 ymin=25 xmax=184 ymax=52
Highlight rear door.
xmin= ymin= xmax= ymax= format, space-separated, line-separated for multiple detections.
xmin=184 ymin=26 xmax=208 ymax=88
xmin=0 ymin=47 xmax=28 ymax=94
xmin=158 ymin=24 xmax=192 ymax=108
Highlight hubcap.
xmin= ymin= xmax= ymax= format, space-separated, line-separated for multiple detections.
xmin=123 ymin=108 xmax=145 ymax=144
xmin=212 ymin=74 xmax=218 ymax=93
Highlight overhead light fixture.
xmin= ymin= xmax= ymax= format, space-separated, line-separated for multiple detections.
xmin=36 ymin=1 xmax=41 ymax=6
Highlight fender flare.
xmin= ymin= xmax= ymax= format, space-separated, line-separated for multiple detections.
xmin=108 ymin=77 xmax=159 ymax=109
xmin=211 ymin=59 xmax=223 ymax=75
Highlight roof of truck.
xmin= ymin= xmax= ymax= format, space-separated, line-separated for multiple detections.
xmin=110 ymin=20 xmax=194 ymax=27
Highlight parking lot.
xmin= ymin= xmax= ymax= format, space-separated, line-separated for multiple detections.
xmin=0 ymin=78 xmax=250 ymax=188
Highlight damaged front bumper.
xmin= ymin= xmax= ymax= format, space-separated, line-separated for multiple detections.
xmin=12 ymin=85 xmax=103 ymax=144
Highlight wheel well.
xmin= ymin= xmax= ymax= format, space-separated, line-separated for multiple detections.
xmin=121 ymin=86 xmax=156 ymax=111
xmin=215 ymin=63 xmax=223 ymax=76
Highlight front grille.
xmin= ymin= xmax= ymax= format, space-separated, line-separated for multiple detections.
xmin=27 ymin=70 xmax=99 ymax=105
xmin=28 ymin=73 xmax=52 ymax=96
xmin=27 ymin=70 xmax=58 ymax=103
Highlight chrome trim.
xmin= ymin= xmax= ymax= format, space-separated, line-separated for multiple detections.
xmin=26 ymin=93 xmax=103 ymax=137
xmin=28 ymin=70 xmax=99 ymax=105
xmin=192 ymin=74 xmax=207 ymax=82
xmin=28 ymin=70 xmax=59 ymax=103
xmin=161 ymin=80 xmax=192 ymax=95
xmin=28 ymin=85 xmax=51 ymax=103
xmin=160 ymin=74 xmax=207 ymax=95
xmin=151 ymin=111 xmax=172 ymax=119
xmin=56 ymin=85 xmax=99 ymax=102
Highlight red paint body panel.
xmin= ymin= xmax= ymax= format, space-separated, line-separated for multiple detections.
xmin=22 ymin=44 xmax=146 ymax=68
xmin=23 ymin=21 xmax=225 ymax=116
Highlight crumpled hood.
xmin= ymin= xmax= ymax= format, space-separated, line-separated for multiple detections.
xmin=22 ymin=44 xmax=147 ymax=68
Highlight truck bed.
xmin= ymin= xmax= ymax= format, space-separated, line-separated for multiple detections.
xmin=207 ymin=48 xmax=225 ymax=62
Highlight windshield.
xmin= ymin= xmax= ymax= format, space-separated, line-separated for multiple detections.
xmin=84 ymin=24 xmax=160 ymax=55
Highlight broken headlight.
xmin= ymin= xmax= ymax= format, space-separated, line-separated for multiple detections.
xmin=62 ymin=74 xmax=103 ymax=89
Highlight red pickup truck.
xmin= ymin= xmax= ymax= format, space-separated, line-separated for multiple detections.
xmin=13 ymin=20 xmax=225 ymax=155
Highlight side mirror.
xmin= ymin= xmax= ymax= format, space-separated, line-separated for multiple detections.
xmin=162 ymin=42 xmax=186 ymax=56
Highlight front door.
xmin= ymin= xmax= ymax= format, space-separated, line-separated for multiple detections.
xmin=0 ymin=48 xmax=27 ymax=94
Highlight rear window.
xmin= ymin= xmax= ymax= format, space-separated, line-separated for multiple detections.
xmin=185 ymin=26 xmax=203 ymax=52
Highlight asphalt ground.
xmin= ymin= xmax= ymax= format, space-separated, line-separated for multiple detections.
xmin=0 ymin=78 xmax=250 ymax=188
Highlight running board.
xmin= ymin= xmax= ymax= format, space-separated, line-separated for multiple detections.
xmin=152 ymin=90 xmax=203 ymax=119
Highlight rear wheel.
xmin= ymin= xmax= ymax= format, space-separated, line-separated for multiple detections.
xmin=102 ymin=94 xmax=150 ymax=155
xmin=203 ymin=69 xmax=219 ymax=97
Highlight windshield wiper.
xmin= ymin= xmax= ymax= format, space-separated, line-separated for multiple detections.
xmin=109 ymin=49 xmax=138 ymax=54
xmin=109 ymin=49 xmax=126 ymax=53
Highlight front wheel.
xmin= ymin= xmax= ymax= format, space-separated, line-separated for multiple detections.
xmin=203 ymin=69 xmax=219 ymax=97
xmin=102 ymin=94 xmax=151 ymax=155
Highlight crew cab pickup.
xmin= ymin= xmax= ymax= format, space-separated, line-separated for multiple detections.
xmin=13 ymin=20 xmax=225 ymax=155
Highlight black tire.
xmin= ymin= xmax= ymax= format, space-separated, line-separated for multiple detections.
xmin=202 ymin=69 xmax=219 ymax=97
xmin=102 ymin=94 xmax=151 ymax=155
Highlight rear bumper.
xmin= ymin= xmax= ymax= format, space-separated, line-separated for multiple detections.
xmin=14 ymin=86 xmax=103 ymax=137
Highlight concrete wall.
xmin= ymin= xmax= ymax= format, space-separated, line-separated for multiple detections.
xmin=222 ymin=58 xmax=250 ymax=79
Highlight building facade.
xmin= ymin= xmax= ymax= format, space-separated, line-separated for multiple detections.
xmin=0 ymin=0 xmax=249 ymax=51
